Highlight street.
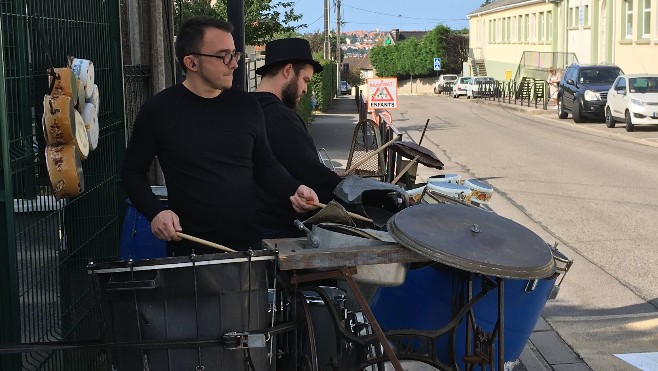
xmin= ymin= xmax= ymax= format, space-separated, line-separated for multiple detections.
xmin=388 ymin=95 xmax=658 ymax=369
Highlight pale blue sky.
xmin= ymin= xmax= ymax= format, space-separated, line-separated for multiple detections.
xmin=291 ymin=0 xmax=486 ymax=32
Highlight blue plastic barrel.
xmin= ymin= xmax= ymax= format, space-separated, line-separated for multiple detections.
xmin=119 ymin=187 xmax=168 ymax=260
xmin=371 ymin=264 xmax=557 ymax=369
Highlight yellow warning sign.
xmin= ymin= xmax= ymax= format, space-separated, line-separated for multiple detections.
xmin=367 ymin=78 xmax=398 ymax=110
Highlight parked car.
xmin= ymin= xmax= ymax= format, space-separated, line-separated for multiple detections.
xmin=340 ymin=80 xmax=351 ymax=95
xmin=605 ymin=74 xmax=658 ymax=132
xmin=466 ymin=76 xmax=496 ymax=99
xmin=434 ymin=74 xmax=459 ymax=94
xmin=452 ymin=76 xmax=472 ymax=98
xmin=557 ymin=63 xmax=623 ymax=123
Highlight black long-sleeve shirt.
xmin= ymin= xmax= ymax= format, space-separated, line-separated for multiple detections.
xmin=122 ymin=85 xmax=300 ymax=251
xmin=252 ymin=92 xmax=342 ymax=237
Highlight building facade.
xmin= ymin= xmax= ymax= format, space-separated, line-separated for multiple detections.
xmin=467 ymin=0 xmax=658 ymax=79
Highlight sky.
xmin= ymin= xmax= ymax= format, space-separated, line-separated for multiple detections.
xmin=290 ymin=0 xmax=487 ymax=33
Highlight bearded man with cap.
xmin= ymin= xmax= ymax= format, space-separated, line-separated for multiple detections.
xmin=252 ymin=38 xmax=345 ymax=239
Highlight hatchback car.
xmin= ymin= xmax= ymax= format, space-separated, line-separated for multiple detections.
xmin=452 ymin=76 xmax=472 ymax=98
xmin=340 ymin=80 xmax=351 ymax=95
xmin=557 ymin=63 xmax=623 ymax=123
xmin=434 ymin=74 xmax=458 ymax=94
xmin=466 ymin=76 xmax=496 ymax=99
xmin=605 ymin=74 xmax=658 ymax=132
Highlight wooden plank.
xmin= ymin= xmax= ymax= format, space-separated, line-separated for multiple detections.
xmin=263 ymin=238 xmax=427 ymax=271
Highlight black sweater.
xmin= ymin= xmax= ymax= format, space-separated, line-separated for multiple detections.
xmin=252 ymin=92 xmax=342 ymax=237
xmin=122 ymin=85 xmax=300 ymax=250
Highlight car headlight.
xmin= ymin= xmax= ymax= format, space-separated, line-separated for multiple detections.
xmin=630 ymin=98 xmax=645 ymax=106
xmin=583 ymin=90 xmax=601 ymax=101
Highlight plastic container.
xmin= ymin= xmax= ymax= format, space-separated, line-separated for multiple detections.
xmin=371 ymin=264 xmax=558 ymax=369
xmin=119 ymin=186 xmax=167 ymax=260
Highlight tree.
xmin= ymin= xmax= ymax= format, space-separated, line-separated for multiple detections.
xmin=174 ymin=0 xmax=305 ymax=45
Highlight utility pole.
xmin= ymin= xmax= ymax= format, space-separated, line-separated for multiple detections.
xmin=324 ymin=0 xmax=330 ymax=60
xmin=336 ymin=0 xmax=341 ymax=96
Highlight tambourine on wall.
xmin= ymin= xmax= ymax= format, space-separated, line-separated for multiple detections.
xmin=43 ymin=56 xmax=100 ymax=200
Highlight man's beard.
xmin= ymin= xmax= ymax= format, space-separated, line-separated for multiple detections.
xmin=281 ymin=77 xmax=299 ymax=109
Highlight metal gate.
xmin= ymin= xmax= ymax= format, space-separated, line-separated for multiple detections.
xmin=0 ymin=0 xmax=125 ymax=370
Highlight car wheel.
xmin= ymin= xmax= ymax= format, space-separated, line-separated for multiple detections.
xmin=557 ymin=97 xmax=568 ymax=119
xmin=625 ymin=110 xmax=635 ymax=132
xmin=605 ymin=107 xmax=616 ymax=128
xmin=434 ymin=87 xmax=439 ymax=94
xmin=572 ymin=100 xmax=584 ymax=123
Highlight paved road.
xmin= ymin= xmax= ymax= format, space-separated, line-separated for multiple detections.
xmin=387 ymin=95 xmax=658 ymax=369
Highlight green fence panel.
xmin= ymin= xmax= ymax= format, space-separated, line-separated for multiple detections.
xmin=0 ymin=0 xmax=125 ymax=369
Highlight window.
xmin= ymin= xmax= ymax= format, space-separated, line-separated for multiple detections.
xmin=625 ymin=0 xmax=634 ymax=39
xmin=524 ymin=14 xmax=530 ymax=41
xmin=641 ymin=0 xmax=651 ymax=38
xmin=547 ymin=11 xmax=553 ymax=41
xmin=584 ymin=5 xmax=589 ymax=26
xmin=614 ymin=77 xmax=626 ymax=92
xmin=568 ymin=7 xmax=573 ymax=27
xmin=516 ymin=16 xmax=521 ymax=42
xmin=539 ymin=12 xmax=545 ymax=41
xmin=574 ymin=6 xmax=580 ymax=26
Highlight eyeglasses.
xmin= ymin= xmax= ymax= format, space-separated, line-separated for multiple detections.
xmin=188 ymin=51 xmax=242 ymax=65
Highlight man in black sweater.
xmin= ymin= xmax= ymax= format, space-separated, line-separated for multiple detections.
xmin=122 ymin=17 xmax=319 ymax=255
xmin=252 ymin=38 xmax=345 ymax=238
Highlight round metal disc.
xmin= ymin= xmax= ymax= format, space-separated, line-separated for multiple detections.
xmin=388 ymin=204 xmax=555 ymax=279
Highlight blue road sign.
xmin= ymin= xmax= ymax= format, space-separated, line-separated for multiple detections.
xmin=433 ymin=57 xmax=441 ymax=71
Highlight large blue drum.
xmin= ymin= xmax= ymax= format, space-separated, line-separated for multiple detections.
xmin=371 ymin=264 xmax=559 ymax=369
xmin=119 ymin=186 xmax=167 ymax=260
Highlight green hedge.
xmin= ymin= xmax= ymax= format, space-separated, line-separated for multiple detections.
xmin=296 ymin=60 xmax=336 ymax=123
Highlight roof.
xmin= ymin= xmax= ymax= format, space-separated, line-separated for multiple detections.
xmin=343 ymin=54 xmax=373 ymax=70
xmin=467 ymin=0 xmax=541 ymax=16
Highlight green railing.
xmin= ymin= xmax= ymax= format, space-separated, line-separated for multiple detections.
xmin=1 ymin=0 xmax=125 ymax=369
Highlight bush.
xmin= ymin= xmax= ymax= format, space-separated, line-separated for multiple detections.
xmin=295 ymin=60 xmax=337 ymax=123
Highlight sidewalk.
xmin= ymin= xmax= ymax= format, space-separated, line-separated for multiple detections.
xmin=307 ymin=95 xmax=591 ymax=371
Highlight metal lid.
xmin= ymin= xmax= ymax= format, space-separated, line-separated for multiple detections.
xmin=463 ymin=179 xmax=492 ymax=191
xmin=387 ymin=204 xmax=556 ymax=279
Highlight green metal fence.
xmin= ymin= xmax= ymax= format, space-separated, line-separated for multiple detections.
xmin=0 ymin=0 xmax=125 ymax=370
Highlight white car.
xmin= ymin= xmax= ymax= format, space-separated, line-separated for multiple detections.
xmin=466 ymin=76 xmax=496 ymax=99
xmin=452 ymin=76 xmax=472 ymax=98
xmin=340 ymin=80 xmax=352 ymax=95
xmin=434 ymin=74 xmax=458 ymax=94
xmin=605 ymin=74 xmax=658 ymax=132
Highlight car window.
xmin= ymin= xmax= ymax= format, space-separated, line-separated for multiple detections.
xmin=614 ymin=77 xmax=626 ymax=92
xmin=446 ymin=76 xmax=458 ymax=81
xmin=630 ymin=77 xmax=658 ymax=93
xmin=579 ymin=68 xmax=621 ymax=84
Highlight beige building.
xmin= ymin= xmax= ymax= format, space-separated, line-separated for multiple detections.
xmin=467 ymin=0 xmax=658 ymax=80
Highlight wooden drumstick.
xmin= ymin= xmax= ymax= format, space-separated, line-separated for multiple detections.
xmin=177 ymin=232 xmax=236 ymax=253
xmin=346 ymin=137 xmax=398 ymax=174
xmin=316 ymin=202 xmax=374 ymax=223
xmin=391 ymin=155 xmax=420 ymax=185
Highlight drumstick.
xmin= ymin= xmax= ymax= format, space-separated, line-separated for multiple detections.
xmin=316 ymin=202 xmax=374 ymax=223
xmin=177 ymin=232 xmax=236 ymax=253
xmin=346 ymin=137 xmax=398 ymax=174
xmin=391 ymin=155 xmax=420 ymax=185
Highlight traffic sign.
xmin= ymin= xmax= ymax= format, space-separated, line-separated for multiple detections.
xmin=433 ymin=57 xmax=441 ymax=71
xmin=367 ymin=78 xmax=398 ymax=110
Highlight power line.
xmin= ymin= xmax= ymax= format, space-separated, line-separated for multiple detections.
xmin=342 ymin=3 xmax=464 ymax=22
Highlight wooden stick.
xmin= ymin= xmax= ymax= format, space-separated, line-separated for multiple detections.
xmin=418 ymin=119 xmax=430 ymax=145
xmin=316 ymin=202 xmax=374 ymax=223
xmin=177 ymin=232 xmax=236 ymax=253
xmin=391 ymin=155 xmax=420 ymax=185
xmin=346 ymin=137 xmax=398 ymax=174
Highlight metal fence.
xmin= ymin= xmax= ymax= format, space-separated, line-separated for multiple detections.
xmin=0 ymin=1 xmax=125 ymax=370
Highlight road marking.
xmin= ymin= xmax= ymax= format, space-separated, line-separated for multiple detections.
xmin=615 ymin=352 xmax=658 ymax=370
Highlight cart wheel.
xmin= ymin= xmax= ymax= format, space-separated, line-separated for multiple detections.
xmin=296 ymin=291 xmax=319 ymax=371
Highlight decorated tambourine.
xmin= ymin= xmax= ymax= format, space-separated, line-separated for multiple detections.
xmin=81 ymin=103 xmax=99 ymax=151
xmin=45 ymin=144 xmax=85 ymax=199
xmin=70 ymin=58 xmax=95 ymax=99
xmin=48 ymin=67 xmax=78 ymax=102
xmin=74 ymin=110 xmax=90 ymax=159
xmin=43 ymin=94 xmax=76 ymax=145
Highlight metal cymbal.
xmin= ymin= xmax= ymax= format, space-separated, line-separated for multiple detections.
xmin=387 ymin=204 xmax=556 ymax=279
xmin=390 ymin=141 xmax=444 ymax=169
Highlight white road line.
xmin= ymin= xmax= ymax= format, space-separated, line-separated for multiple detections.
xmin=615 ymin=352 xmax=658 ymax=370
